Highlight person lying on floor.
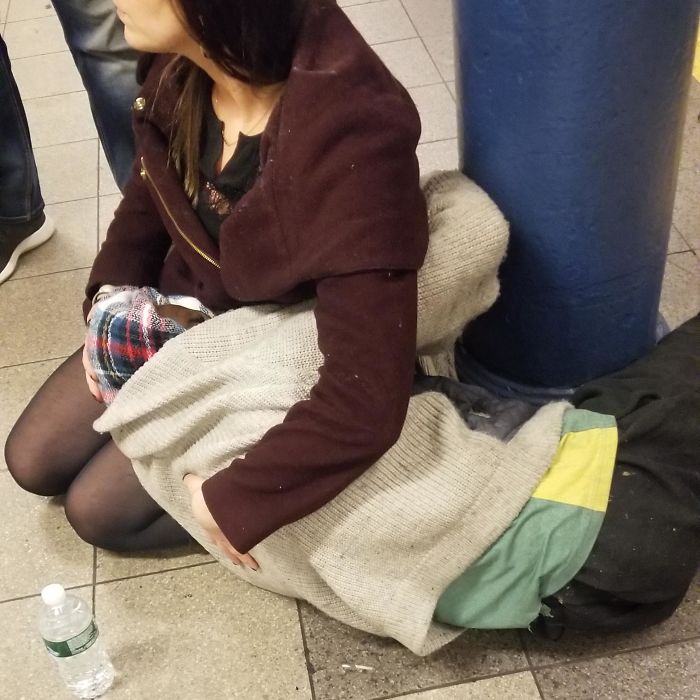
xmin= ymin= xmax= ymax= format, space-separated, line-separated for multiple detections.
xmin=421 ymin=311 xmax=699 ymax=639
xmin=80 ymin=286 xmax=700 ymax=650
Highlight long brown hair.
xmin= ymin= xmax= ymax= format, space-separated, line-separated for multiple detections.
xmin=165 ymin=0 xmax=308 ymax=201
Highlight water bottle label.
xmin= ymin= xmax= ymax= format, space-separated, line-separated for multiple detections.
xmin=43 ymin=621 xmax=99 ymax=658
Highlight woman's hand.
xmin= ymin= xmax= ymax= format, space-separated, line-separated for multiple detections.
xmin=183 ymin=474 xmax=259 ymax=571
xmin=82 ymin=342 xmax=104 ymax=403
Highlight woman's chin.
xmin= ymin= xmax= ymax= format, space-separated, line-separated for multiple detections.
xmin=122 ymin=30 xmax=154 ymax=53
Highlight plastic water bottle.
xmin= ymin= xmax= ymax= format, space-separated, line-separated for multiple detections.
xmin=39 ymin=584 xmax=115 ymax=699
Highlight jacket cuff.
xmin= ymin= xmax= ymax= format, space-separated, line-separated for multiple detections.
xmin=201 ymin=466 xmax=261 ymax=553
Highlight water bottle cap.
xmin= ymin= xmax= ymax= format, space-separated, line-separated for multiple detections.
xmin=41 ymin=583 xmax=66 ymax=607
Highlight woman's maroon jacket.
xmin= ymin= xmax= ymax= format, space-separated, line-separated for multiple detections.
xmin=85 ymin=0 xmax=429 ymax=552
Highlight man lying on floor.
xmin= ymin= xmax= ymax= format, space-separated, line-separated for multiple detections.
xmin=77 ymin=285 xmax=699 ymax=652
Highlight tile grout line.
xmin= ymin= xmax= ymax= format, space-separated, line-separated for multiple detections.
xmin=519 ymin=630 xmax=547 ymax=700
xmin=0 ymin=265 xmax=91 ymax=288
xmin=92 ymin=559 xmax=217 ymax=589
xmin=0 ymin=354 xmax=70 ymax=371
xmin=0 ymin=561 xmax=219 ymax=608
xmin=526 ymin=634 xmax=700 ymax=675
xmin=5 ymin=12 xmax=56 ymax=27
xmin=6 ymin=265 xmax=93 ymax=285
xmin=417 ymin=136 xmax=459 ymax=147
xmin=672 ymin=223 xmax=694 ymax=252
xmin=91 ymin=547 xmax=97 ymax=614
xmin=33 ymin=136 xmax=97 ymax=152
xmin=7 ymin=48 xmax=78 ymax=62
xmin=370 ymin=632 xmax=700 ymax=700
xmin=96 ymin=140 xmax=102 ymax=254
xmin=0 ymin=581 xmax=96 ymax=607
xmin=667 ymin=248 xmax=695 ymax=257
xmin=27 ymin=134 xmax=99 ymax=152
xmin=397 ymin=0 xmax=443 ymax=79
xmin=371 ymin=664 xmax=532 ymax=700
xmin=397 ymin=0 xmax=457 ymax=106
xmin=295 ymin=601 xmax=317 ymax=700
xmin=23 ymin=88 xmax=88 ymax=104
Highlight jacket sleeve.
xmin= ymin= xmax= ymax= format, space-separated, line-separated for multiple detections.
xmin=201 ymin=268 xmax=418 ymax=552
xmin=82 ymin=156 xmax=171 ymax=320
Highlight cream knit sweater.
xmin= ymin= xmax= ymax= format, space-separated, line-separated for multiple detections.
xmin=95 ymin=172 xmax=568 ymax=655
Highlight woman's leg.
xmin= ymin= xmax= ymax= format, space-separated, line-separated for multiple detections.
xmin=64 ymin=439 xmax=191 ymax=550
xmin=5 ymin=348 xmax=109 ymax=495
xmin=5 ymin=348 xmax=189 ymax=549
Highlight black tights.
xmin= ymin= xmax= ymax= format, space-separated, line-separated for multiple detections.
xmin=4 ymin=348 xmax=190 ymax=551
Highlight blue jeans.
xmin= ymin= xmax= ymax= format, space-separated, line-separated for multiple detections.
xmin=51 ymin=0 xmax=139 ymax=190
xmin=0 ymin=36 xmax=43 ymax=224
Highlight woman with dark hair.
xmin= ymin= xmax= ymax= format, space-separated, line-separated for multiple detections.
xmin=6 ymin=1 xmax=699 ymax=653
xmin=5 ymin=0 xmax=429 ymax=568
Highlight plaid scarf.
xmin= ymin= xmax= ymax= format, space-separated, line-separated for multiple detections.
xmin=86 ymin=286 xmax=214 ymax=404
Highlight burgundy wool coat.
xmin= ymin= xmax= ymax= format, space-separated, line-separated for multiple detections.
xmin=85 ymin=0 xmax=429 ymax=552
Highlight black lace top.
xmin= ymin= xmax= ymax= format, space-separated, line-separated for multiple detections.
xmin=196 ymin=99 xmax=262 ymax=241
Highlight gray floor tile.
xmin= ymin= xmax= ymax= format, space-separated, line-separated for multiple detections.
xmin=401 ymin=0 xmax=453 ymax=37
xmin=678 ymin=83 xmax=700 ymax=172
xmin=422 ymin=33 xmax=455 ymax=82
xmin=34 ymin=139 xmax=98 ymax=205
xmin=668 ymin=224 xmax=692 ymax=254
xmin=672 ymin=166 xmax=700 ymax=250
xmin=398 ymin=672 xmax=541 ymax=699
xmin=94 ymin=566 xmax=311 ymax=699
xmin=12 ymin=51 xmax=83 ymax=100
xmin=0 ymin=472 xmax=93 ymax=602
xmin=417 ymin=138 xmax=459 ymax=175
xmin=446 ymin=81 xmax=456 ymax=99
xmin=524 ymin=578 xmax=700 ymax=667
xmin=96 ymin=545 xmax=213 ymax=583
xmin=0 ymin=587 xmax=93 ymax=700
xmin=11 ymin=198 xmax=98 ymax=280
xmin=344 ymin=0 xmax=416 ymax=46
xmin=534 ymin=639 xmax=700 ymax=700
xmin=0 ymin=268 xmax=88 ymax=367
xmin=6 ymin=0 xmax=55 ymax=23
xmin=660 ymin=252 xmax=700 ymax=330
xmin=0 ymin=358 xmax=62 ymax=471
xmin=300 ymin=602 xmax=527 ymax=700
xmin=24 ymin=91 xmax=97 ymax=147
xmin=0 ymin=0 xmax=8 ymax=26
xmin=3 ymin=14 xmax=65 ymax=58
xmin=409 ymin=83 xmax=458 ymax=143
xmin=672 ymin=79 xmax=700 ymax=249
xmin=373 ymin=38 xmax=442 ymax=88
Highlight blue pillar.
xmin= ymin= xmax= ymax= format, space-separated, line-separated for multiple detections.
xmin=454 ymin=0 xmax=699 ymax=391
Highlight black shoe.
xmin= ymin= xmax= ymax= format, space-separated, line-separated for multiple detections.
xmin=0 ymin=211 xmax=55 ymax=283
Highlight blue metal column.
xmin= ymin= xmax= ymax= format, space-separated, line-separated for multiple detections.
xmin=454 ymin=0 xmax=699 ymax=391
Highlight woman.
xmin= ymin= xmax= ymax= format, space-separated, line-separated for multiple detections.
xmin=5 ymin=0 xmax=429 ymax=569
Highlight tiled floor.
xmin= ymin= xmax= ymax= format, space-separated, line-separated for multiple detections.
xmin=1 ymin=1 xmax=699 ymax=699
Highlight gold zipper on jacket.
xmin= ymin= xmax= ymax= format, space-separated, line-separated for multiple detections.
xmin=140 ymin=157 xmax=221 ymax=269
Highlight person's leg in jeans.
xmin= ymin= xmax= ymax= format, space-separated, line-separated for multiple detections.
xmin=50 ymin=0 xmax=139 ymax=190
xmin=537 ymin=314 xmax=700 ymax=637
xmin=0 ymin=36 xmax=54 ymax=283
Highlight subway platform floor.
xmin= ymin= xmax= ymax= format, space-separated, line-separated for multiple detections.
xmin=1 ymin=1 xmax=699 ymax=698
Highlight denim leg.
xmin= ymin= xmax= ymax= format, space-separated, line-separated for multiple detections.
xmin=51 ymin=0 xmax=139 ymax=191
xmin=0 ymin=37 xmax=43 ymax=225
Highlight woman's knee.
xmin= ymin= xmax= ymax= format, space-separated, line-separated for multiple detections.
xmin=64 ymin=486 xmax=118 ymax=549
xmin=4 ymin=426 xmax=66 ymax=496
